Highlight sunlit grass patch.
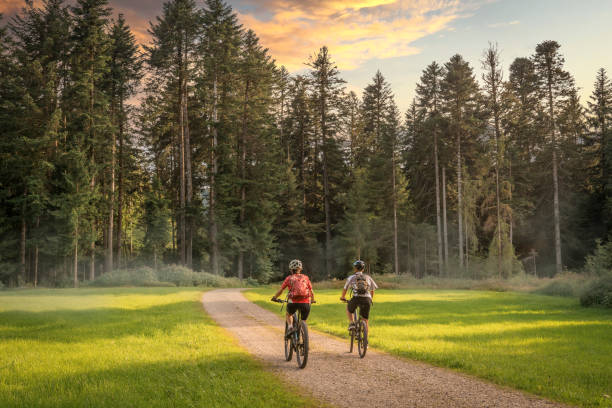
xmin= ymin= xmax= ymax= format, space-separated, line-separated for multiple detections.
xmin=246 ymin=288 xmax=612 ymax=407
xmin=0 ymin=288 xmax=318 ymax=408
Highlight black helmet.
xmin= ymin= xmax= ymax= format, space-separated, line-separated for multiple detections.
xmin=353 ymin=260 xmax=365 ymax=271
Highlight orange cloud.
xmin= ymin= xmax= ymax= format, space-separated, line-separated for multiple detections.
xmin=237 ymin=0 xmax=491 ymax=71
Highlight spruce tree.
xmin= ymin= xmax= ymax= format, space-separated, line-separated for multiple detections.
xmin=415 ymin=61 xmax=445 ymax=274
xmin=482 ymin=43 xmax=507 ymax=277
xmin=307 ymin=46 xmax=345 ymax=277
xmin=588 ymin=68 xmax=612 ymax=233
xmin=441 ymin=54 xmax=482 ymax=270
xmin=532 ymin=40 xmax=574 ymax=275
xmin=106 ymin=14 xmax=142 ymax=272
xmin=146 ymin=0 xmax=201 ymax=267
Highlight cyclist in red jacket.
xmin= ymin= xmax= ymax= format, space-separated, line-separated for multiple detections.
xmin=272 ymin=259 xmax=315 ymax=336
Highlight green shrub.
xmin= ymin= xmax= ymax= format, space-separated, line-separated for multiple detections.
xmin=157 ymin=265 xmax=194 ymax=286
xmin=584 ymin=239 xmax=612 ymax=276
xmin=192 ymin=271 xmax=243 ymax=288
xmin=88 ymin=267 xmax=164 ymax=287
xmin=536 ymin=281 xmax=576 ymax=297
xmin=580 ymin=276 xmax=612 ymax=308
xmin=88 ymin=264 xmax=250 ymax=288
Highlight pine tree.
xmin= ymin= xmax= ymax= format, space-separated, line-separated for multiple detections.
xmin=441 ymin=54 xmax=482 ymax=270
xmin=106 ymin=14 xmax=142 ymax=272
xmin=143 ymin=177 xmax=170 ymax=270
xmin=64 ymin=0 xmax=113 ymax=284
xmin=415 ymin=61 xmax=445 ymax=274
xmin=199 ymin=0 xmax=243 ymax=275
xmin=588 ymin=68 xmax=612 ymax=233
xmin=481 ymin=43 xmax=506 ymax=278
xmin=533 ymin=40 xmax=574 ymax=275
xmin=307 ymin=46 xmax=346 ymax=277
xmin=146 ymin=0 xmax=201 ymax=267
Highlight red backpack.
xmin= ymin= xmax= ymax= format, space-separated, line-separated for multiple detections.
xmin=289 ymin=274 xmax=310 ymax=300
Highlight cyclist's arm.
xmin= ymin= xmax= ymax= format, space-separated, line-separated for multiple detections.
xmin=308 ymin=280 xmax=315 ymax=303
xmin=370 ymin=290 xmax=374 ymax=300
xmin=272 ymin=287 xmax=284 ymax=299
xmin=272 ymin=277 xmax=290 ymax=299
xmin=340 ymin=288 xmax=348 ymax=301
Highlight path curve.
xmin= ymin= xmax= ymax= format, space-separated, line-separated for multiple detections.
xmin=202 ymin=289 xmax=569 ymax=408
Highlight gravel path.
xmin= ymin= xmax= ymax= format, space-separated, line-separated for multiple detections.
xmin=202 ymin=288 xmax=570 ymax=408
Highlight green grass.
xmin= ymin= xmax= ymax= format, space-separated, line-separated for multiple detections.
xmin=246 ymin=288 xmax=612 ymax=407
xmin=0 ymin=288 xmax=318 ymax=408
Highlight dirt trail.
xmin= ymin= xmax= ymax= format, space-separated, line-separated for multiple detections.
xmin=202 ymin=289 xmax=569 ymax=408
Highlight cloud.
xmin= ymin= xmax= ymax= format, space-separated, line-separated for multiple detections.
xmin=2 ymin=0 xmax=495 ymax=73
xmin=236 ymin=0 xmax=494 ymax=71
xmin=487 ymin=20 xmax=520 ymax=28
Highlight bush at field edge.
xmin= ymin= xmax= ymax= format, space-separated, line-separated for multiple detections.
xmin=580 ymin=275 xmax=612 ymax=308
xmin=87 ymin=265 xmax=248 ymax=288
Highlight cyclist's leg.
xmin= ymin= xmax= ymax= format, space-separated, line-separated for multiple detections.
xmin=286 ymin=303 xmax=298 ymax=331
xmin=297 ymin=303 xmax=311 ymax=321
xmin=347 ymin=298 xmax=358 ymax=327
xmin=359 ymin=298 xmax=372 ymax=330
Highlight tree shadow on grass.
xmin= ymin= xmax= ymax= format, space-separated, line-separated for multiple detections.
xmin=0 ymin=355 xmax=300 ymax=408
xmin=0 ymin=300 xmax=205 ymax=343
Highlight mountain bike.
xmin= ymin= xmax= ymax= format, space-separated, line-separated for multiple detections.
xmin=272 ymin=298 xmax=310 ymax=369
xmin=342 ymin=298 xmax=368 ymax=358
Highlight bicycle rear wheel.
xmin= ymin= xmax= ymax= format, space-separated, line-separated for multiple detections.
xmin=295 ymin=320 xmax=309 ymax=369
xmin=284 ymin=322 xmax=293 ymax=361
xmin=349 ymin=310 xmax=357 ymax=353
xmin=357 ymin=320 xmax=368 ymax=358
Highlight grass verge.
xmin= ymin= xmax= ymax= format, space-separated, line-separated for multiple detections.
xmin=0 ymin=288 xmax=317 ymax=408
xmin=246 ymin=288 xmax=612 ymax=407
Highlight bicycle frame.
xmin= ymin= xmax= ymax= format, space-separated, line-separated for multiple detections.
xmin=343 ymin=296 xmax=369 ymax=358
xmin=272 ymin=297 xmax=310 ymax=369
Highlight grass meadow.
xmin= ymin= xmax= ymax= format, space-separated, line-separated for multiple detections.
xmin=246 ymin=288 xmax=612 ymax=407
xmin=0 ymin=288 xmax=317 ymax=408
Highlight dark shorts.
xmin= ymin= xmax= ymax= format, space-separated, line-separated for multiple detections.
xmin=347 ymin=296 xmax=372 ymax=319
xmin=287 ymin=302 xmax=311 ymax=320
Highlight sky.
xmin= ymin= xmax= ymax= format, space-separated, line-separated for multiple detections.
xmin=2 ymin=0 xmax=611 ymax=113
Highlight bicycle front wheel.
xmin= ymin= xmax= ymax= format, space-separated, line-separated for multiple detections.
xmin=284 ymin=322 xmax=293 ymax=361
xmin=295 ymin=320 xmax=309 ymax=369
xmin=358 ymin=321 xmax=368 ymax=358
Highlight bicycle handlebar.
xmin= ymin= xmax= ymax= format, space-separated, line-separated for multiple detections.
xmin=271 ymin=298 xmax=316 ymax=304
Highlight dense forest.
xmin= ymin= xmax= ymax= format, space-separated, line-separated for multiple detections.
xmin=1 ymin=0 xmax=611 ymax=287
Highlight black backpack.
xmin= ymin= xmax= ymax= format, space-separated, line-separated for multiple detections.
xmin=355 ymin=274 xmax=370 ymax=295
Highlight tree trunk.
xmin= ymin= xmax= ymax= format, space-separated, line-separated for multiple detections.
xmin=434 ymin=130 xmax=443 ymax=276
xmin=184 ymin=89 xmax=193 ymax=269
xmin=457 ymin=127 xmax=464 ymax=268
xmin=89 ymin=49 xmax=96 ymax=282
xmin=321 ymin=111 xmax=332 ymax=278
xmin=178 ymin=62 xmax=186 ymax=266
xmin=106 ymin=102 xmax=116 ymax=273
xmin=210 ymin=74 xmax=219 ymax=275
xmin=34 ymin=217 xmax=39 ymax=288
xmin=322 ymin=150 xmax=332 ymax=278
xmin=392 ymin=152 xmax=399 ymax=275
xmin=442 ymin=167 xmax=449 ymax=266
xmin=547 ymin=72 xmax=562 ymax=275
xmin=74 ymin=215 xmax=79 ymax=288
xmin=238 ymin=79 xmax=250 ymax=282
xmin=117 ymin=99 xmax=124 ymax=269
xmin=20 ymin=213 xmax=26 ymax=285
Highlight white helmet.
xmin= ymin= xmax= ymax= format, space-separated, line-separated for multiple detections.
xmin=289 ymin=259 xmax=303 ymax=271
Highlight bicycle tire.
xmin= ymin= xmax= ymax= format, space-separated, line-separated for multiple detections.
xmin=358 ymin=320 xmax=368 ymax=358
xmin=284 ymin=322 xmax=293 ymax=361
xmin=295 ymin=320 xmax=309 ymax=369
xmin=349 ymin=310 xmax=357 ymax=353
